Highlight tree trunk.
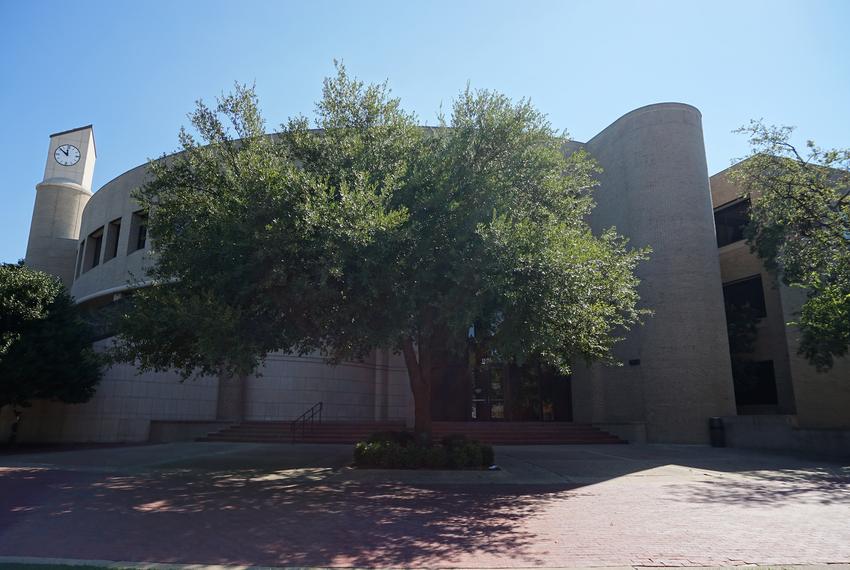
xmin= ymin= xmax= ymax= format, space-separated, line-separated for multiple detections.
xmin=5 ymin=406 xmax=22 ymax=446
xmin=402 ymin=335 xmax=433 ymax=440
xmin=412 ymin=374 xmax=432 ymax=437
xmin=216 ymin=373 xmax=246 ymax=422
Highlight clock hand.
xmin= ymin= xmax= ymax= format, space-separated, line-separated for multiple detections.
xmin=60 ymin=147 xmax=69 ymax=156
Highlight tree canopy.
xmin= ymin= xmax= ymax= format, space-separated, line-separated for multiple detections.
xmin=731 ymin=121 xmax=850 ymax=370
xmin=115 ymin=65 xmax=650 ymax=433
xmin=0 ymin=262 xmax=102 ymax=409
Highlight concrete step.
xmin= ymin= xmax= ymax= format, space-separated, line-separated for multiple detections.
xmin=198 ymin=420 xmax=625 ymax=444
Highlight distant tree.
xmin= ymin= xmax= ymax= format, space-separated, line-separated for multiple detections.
xmin=731 ymin=121 xmax=850 ymax=370
xmin=114 ymin=65 xmax=650 ymax=436
xmin=0 ymin=263 xmax=102 ymax=416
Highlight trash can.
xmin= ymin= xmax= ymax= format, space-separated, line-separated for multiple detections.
xmin=708 ymin=416 xmax=725 ymax=447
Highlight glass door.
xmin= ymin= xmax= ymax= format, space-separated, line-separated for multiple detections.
xmin=471 ymin=355 xmax=507 ymax=420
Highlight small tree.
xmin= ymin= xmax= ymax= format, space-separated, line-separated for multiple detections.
xmin=115 ymin=65 xmax=650 ymax=436
xmin=0 ymin=263 xmax=102 ymax=419
xmin=731 ymin=121 xmax=850 ymax=370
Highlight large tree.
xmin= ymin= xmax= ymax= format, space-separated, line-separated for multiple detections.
xmin=731 ymin=121 xmax=850 ymax=371
xmin=0 ymin=262 xmax=102 ymax=411
xmin=115 ymin=66 xmax=650 ymax=435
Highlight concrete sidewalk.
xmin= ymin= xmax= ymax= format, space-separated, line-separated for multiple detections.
xmin=0 ymin=443 xmax=848 ymax=568
xmin=2 ymin=557 xmax=850 ymax=570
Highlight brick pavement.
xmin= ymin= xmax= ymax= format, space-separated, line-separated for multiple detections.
xmin=0 ymin=443 xmax=847 ymax=568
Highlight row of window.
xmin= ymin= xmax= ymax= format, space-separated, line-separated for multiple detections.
xmin=716 ymin=198 xmax=784 ymax=409
xmin=75 ymin=211 xmax=148 ymax=279
xmin=721 ymin=274 xmax=779 ymax=407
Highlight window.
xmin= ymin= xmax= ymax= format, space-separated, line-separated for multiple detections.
xmin=714 ymin=198 xmax=750 ymax=248
xmin=104 ymin=218 xmax=122 ymax=262
xmin=75 ymin=240 xmax=84 ymax=278
xmin=723 ymin=275 xmax=767 ymax=319
xmin=127 ymin=211 xmax=148 ymax=254
xmin=137 ymin=221 xmax=147 ymax=250
xmin=83 ymin=227 xmax=104 ymax=271
xmin=733 ymin=360 xmax=778 ymax=407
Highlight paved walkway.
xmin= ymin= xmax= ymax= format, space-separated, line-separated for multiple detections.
xmin=0 ymin=442 xmax=848 ymax=568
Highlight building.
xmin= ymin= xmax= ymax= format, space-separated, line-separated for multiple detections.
xmin=5 ymin=103 xmax=848 ymax=450
xmin=710 ymin=168 xmax=850 ymax=454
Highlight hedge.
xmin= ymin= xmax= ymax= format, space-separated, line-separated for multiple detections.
xmin=354 ymin=432 xmax=495 ymax=469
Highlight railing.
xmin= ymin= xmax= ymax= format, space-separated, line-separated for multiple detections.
xmin=290 ymin=401 xmax=323 ymax=441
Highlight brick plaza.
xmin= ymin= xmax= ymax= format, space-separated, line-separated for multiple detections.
xmin=0 ymin=443 xmax=848 ymax=568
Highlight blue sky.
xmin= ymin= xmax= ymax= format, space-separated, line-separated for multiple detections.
xmin=2 ymin=0 xmax=848 ymax=263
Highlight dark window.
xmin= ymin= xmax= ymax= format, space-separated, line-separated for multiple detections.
xmin=91 ymin=235 xmax=102 ymax=267
xmin=75 ymin=241 xmax=84 ymax=278
xmin=733 ymin=360 xmax=778 ymax=406
xmin=715 ymin=198 xmax=750 ymax=247
xmin=83 ymin=227 xmax=104 ymax=271
xmin=128 ymin=211 xmax=148 ymax=254
xmin=137 ymin=222 xmax=147 ymax=250
xmin=104 ymin=218 xmax=121 ymax=262
xmin=78 ymin=293 xmax=133 ymax=342
xmin=723 ymin=275 xmax=767 ymax=318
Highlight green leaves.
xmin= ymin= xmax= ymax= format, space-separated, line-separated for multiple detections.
xmin=731 ymin=120 xmax=850 ymax=370
xmin=115 ymin=64 xmax=650 ymax=386
xmin=0 ymin=263 xmax=102 ymax=408
xmin=478 ymin=218 xmax=650 ymax=373
xmin=797 ymin=284 xmax=850 ymax=370
xmin=0 ymin=261 xmax=63 ymax=356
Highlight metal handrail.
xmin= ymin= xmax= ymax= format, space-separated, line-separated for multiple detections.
xmin=290 ymin=401 xmax=323 ymax=440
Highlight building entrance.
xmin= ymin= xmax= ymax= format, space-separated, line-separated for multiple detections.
xmin=429 ymin=346 xmax=573 ymax=422
xmin=471 ymin=357 xmax=572 ymax=421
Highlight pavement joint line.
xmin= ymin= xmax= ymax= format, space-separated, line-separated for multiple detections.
xmin=497 ymin=449 xmax=574 ymax=483
xmin=581 ymin=448 xmax=647 ymax=462
xmin=1 ymin=558 xmax=849 ymax=570
xmin=136 ymin=442 xmax=272 ymax=469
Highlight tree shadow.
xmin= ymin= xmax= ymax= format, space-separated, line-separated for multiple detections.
xmin=0 ymin=466 xmax=579 ymax=567
xmin=497 ymin=444 xmax=850 ymax=508
xmin=2 ymin=444 xmax=849 ymax=567
xmin=666 ymin=465 xmax=850 ymax=508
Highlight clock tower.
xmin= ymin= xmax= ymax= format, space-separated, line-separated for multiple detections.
xmin=25 ymin=125 xmax=96 ymax=285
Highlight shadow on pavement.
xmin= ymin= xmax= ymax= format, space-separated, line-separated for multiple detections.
xmin=0 ymin=442 xmax=848 ymax=567
xmin=0 ymin=465 xmax=574 ymax=567
xmin=666 ymin=464 xmax=850 ymax=507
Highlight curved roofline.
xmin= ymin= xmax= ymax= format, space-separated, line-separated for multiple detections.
xmin=88 ymin=127 xmax=444 ymax=195
xmin=587 ymin=102 xmax=702 ymax=146
xmin=92 ymin=107 xmax=699 ymax=195
xmin=94 ymin=160 xmax=155 ymax=193
xmin=74 ymin=280 xmax=155 ymax=305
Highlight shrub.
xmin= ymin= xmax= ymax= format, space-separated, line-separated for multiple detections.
xmin=367 ymin=430 xmax=416 ymax=445
xmin=440 ymin=433 xmax=468 ymax=448
xmin=353 ymin=432 xmax=494 ymax=470
xmin=353 ymin=441 xmax=383 ymax=467
xmin=450 ymin=442 xmax=481 ymax=469
xmin=423 ymin=445 xmax=448 ymax=469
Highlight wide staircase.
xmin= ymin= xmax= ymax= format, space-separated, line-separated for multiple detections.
xmin=432 ymin=421 xmax=624 ymax=445
xmin=198 ymin=421 xmax=406 ymax=444
xmin=199 ymin=420 xmax=625 ymax=444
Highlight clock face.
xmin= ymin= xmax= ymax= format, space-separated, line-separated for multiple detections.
xmin=54 ymin=144 xmax=81 ymax=166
